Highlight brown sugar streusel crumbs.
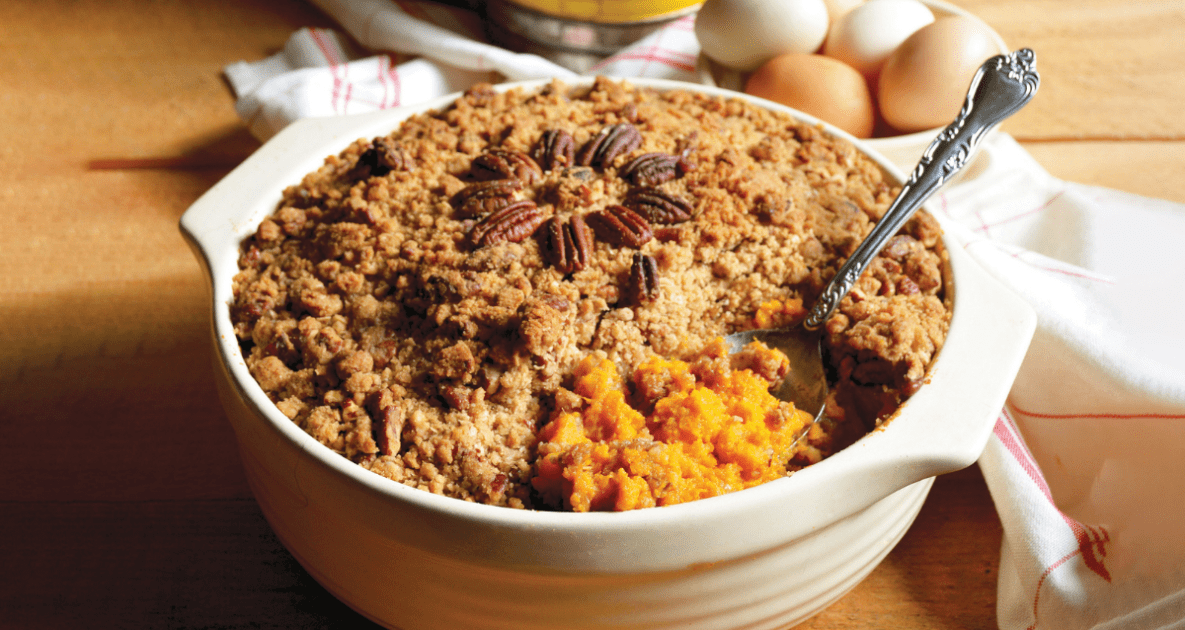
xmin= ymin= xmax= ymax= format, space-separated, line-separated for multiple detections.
xmin=230 ymin=78 xmax=952 ymax=509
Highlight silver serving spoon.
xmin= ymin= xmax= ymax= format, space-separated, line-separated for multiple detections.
xmin=725 ymin=48 xmax=1041 ymax=428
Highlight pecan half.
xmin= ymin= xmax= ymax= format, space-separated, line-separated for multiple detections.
xmin=587 ymin=204 xmax=653 ymax=248
xmin=883 ymin=235 xmax=920 ymax=260
xmin=896 ymin=276 xmax=921 ymax=296
xmin=367 ymin=388 xmax=405 ymax=457
xmin=472 ymin=148 xmax=542 ymax=184
xmin=544 ymin=215 xmax=593 ymax=274
xmin=469 ymin=200 xmax=547 ymax=247
xmin=619 ymin=151 xmax=694 ymax=187
xmin=535 ymin=129 xmax=575 ymax=171
xmin=452 ymin=179 xmax=522 ymax=218
xmin=621 ymin=102 xmax=638 ymax=123
xmin=623 ymin=187 xmax=694 ymax=224
xmin=627 ymin=252 xmax=660 ymax=305
xmin=577 ymin=123 xmax=642 ymax=168
xmin=349 ymin=138 xmax=414 ymax=180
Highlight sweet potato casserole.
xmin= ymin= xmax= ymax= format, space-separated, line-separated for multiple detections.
xmin=230 ymin=78 xmax=951 ymax=510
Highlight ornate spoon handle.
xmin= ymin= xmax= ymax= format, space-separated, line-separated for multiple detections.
xmin=803 ymin=48 xmax=1041 ymax=330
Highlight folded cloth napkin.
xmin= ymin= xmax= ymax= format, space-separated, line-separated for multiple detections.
xmin=223 ymin=0 xmax=700 ymax=141
xmin=223 ymin=3 xmax=1185 ymax=628
xmin=938 ymin=136 xmax=1185 ymax=629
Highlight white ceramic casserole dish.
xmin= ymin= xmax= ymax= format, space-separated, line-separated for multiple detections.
xmin=180 ymin=77 xmax=1034 ymax=630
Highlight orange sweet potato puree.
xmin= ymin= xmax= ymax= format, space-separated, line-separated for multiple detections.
xmin=532 ymin=339 xmax=813 ymax=512
xmin=754 ymin=297 xmax=806 ymax=330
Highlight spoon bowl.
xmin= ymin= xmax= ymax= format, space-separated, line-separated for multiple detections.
xmin=725 ymin=327 xmax=828 ymax=422
xmin=724 ymin=48 xmax=1040 ymax=421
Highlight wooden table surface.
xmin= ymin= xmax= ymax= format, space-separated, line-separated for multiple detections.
xmin=2 ymin=1 xmax=1182 ymax=628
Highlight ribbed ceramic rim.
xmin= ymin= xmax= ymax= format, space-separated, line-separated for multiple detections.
xmin=180 ymin=76 xmax=1034 ymax=573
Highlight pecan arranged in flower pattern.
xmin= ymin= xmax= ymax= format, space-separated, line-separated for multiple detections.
xmin=468 ymin=200 xmax=547 ymax=247
xmin=452 ymin=179 xmax=522 ymax=218
xmin=543 ymin=214 xmax=593 ymax=274
xmin=586 ymin=204 xmax=653 ymax=248
xmin=534 ymin=129 xmax=575 ymax=171
xmin=623 ymin=187 xmax=694 ymax=224
xmin=349 ymin=138 xmax=414 ymax=180
xmin=619 ymin=151 xmax=694 ymax=187
xmin=457 ymin=125 xmax=685 ymax=286
xmin=578 ymin=123 xmax=642 ymax=168
xmin=472 ymin=148 xmax=542 ymax=184
xmin=627 ymin=252 xmax=660 ymax=305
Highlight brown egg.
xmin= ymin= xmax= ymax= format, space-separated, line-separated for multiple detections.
xmin=744 ymin=53 xmax=875 ymax=138
xmin=878 ymin=16 xmax=1002 ymax=133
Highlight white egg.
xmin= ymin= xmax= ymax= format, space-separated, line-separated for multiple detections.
xmin=879 ymin=16 xmax=1003 ymax=132
xmin=695 ymin=0 xmax=831 ymax=72
xmin=822 ymin=0 xmax=934 ymax=83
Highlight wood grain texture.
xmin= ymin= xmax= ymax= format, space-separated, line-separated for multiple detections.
xmin=1023 ymin=140 xmax=1185 ymax=203
xmin=0 ymin=471 xmax=1001 ymax=630
xmin=952 ymin=0 xmax=1185 ymax=141
xmin=0 ymin=0 xmax=1179 ymax=628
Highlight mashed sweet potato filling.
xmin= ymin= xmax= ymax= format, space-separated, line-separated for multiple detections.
xmin=234 ymin=79 xmax=951 ymax=508
xmin=532 ymin=339 xmax=814 ymax=511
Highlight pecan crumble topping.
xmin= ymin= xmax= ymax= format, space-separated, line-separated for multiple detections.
xmin=468 ymin=199 xmax=546 ymax=247
xmin=543 ymin=215 xmax=592 ymax=274
xmin=231 ymin=78 xmax=951 ymax=509
xmin=452 ymin=179 xmax=522 ymax=218
xmin=619 ymin=151 xmax=694 ymax=187
xmin=627 ymin=252 xmax=661 ymax=305
xmin=535 ymin=129 xmax=575 ymax=171
xmin=472 ymin=148 xmax=542 ymax=184
xmin=586 ymin=204 xmax=653 ymax=249
xmin=578 ymin=122 xmax=643 ymax=167
xmin=624 ymin=188 xmax=694 ymax=224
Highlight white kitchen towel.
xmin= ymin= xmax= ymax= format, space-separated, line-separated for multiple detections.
xmin=934 ymin=135 xmax=1185 ymax=630
xmin=223 ymin=3 xmax=1185 ymax=628
xmin=223 ymin=1 xmax=700 ymax=141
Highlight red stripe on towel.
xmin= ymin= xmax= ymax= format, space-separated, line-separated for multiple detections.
xmin=1025 ymin=549 xmax=1080 ymax=630
xmin=377 ymin=56 xmax=390 ymax=110
xmin=994 ymin=413 xmax=1053 ymax=502
xmin=1010 ymin=403 xmax=1185 ymax=420
xmin=961 ymin=239 xmax=1115 ymax=284
xmin=995 ymin=411 xmax=1112 ymax=630
xmin=593 ymin=47 xmax=697 ymax=73
xmin=980 ymin=190 xmax=1066 ymax=233
xmin=309 ymin=28 xmax=344 ymax=113
xmin=999 ymin=408 xmax=1112 ymax=583
xmin=388 ymin=61 xmax=402 ymax=108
